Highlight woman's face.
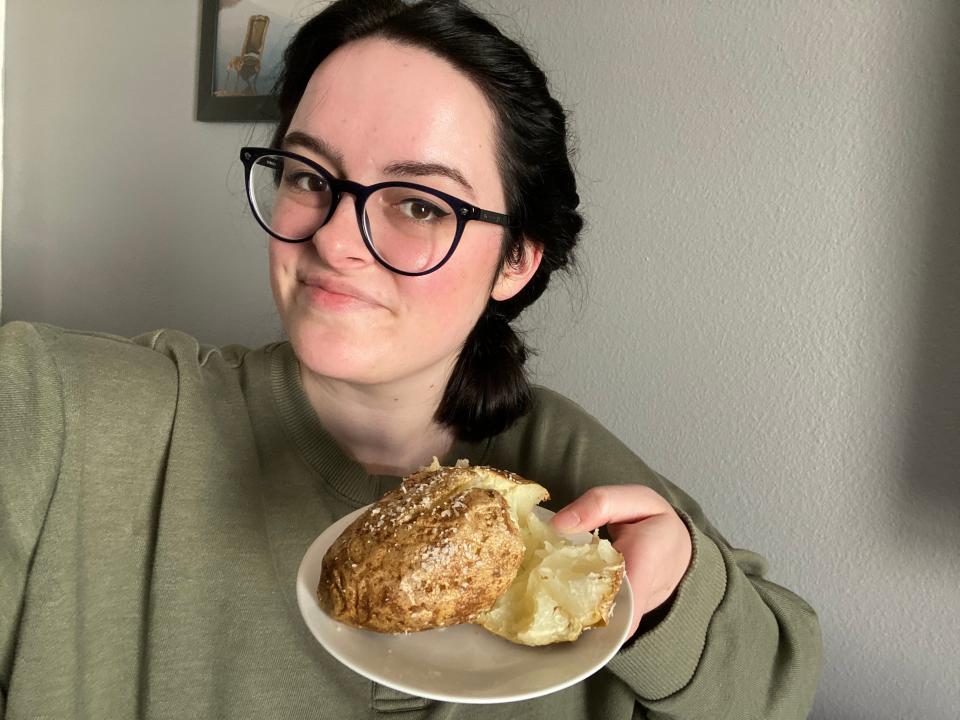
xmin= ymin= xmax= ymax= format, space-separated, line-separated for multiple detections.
xmin=269 ymin=38 xmax=533 ymax=388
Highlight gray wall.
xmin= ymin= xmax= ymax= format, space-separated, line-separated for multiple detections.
xmin=2 ymin=0 xmax=278 ymax=345
xmin=0 ymin=0 xmax=5 ymax=313
xmin=3 ymin=1 xmax=959 ymax=718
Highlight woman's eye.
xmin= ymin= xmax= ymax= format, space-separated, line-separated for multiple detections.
xmin=285 ymin=172 xmax=327 ymax=193
xmin=400 ymin=199 xmax=448 ymax=221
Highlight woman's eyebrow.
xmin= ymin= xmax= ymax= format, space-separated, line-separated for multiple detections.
xmin=382 ymin=161 xmax=475 ymax=196
xmin=281 ymin=131 xmax=346 ymax=176
xmin=281 ymin=131 xmax=474 ymax=195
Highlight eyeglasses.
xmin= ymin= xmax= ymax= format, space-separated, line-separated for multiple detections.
xmin=240 ymin=147 xmax=519 ymax=276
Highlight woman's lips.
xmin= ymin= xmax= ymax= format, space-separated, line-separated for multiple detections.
xmin=297 ymin=276 xmax=382 ymax=311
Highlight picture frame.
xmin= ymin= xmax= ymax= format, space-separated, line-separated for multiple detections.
xmin=196 ymin=0 xmax=311 ymax=123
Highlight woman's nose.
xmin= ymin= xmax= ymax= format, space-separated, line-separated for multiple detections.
xmin=310 ymin=193 xmax=373 ymax=270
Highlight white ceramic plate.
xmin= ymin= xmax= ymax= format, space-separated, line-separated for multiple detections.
xmin=296 ymin=504 xmax=633 ymax=704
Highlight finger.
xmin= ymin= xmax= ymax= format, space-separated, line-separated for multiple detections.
xmin=552 ymin=484 xmax=669 ymax=533
xmin=614 ymin=539 xmax=655 ymax=636
xmin=607 ymin=513 xmax=671 ymax=542
xmin=612 ymin=515 xmax=692 ymax=615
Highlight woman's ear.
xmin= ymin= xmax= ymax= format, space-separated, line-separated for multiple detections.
xmin=491 ymin=238 xmax=544 ymax=302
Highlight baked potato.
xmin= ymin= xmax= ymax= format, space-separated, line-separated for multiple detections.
xmin=317 ymin=459 xmax=625 ymax=645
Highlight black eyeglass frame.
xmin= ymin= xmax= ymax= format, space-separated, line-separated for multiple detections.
xmin=240 ymin=146 xmax=519 ymax=277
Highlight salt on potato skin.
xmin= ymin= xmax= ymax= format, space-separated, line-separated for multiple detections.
xmin=318 ymin=464 xmax=541 ymax=633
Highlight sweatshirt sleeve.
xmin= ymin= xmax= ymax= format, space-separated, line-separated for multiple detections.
xmin=0 ymin=322 xmax=65 ymax=712
xmin=490 ymin=387 xmax=822 ymax=719
xmin=605 ymin=479 xmax=822 ymax=719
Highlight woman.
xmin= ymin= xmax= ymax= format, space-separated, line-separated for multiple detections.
xmin=0 ymin=0 xmax=821 ymax=717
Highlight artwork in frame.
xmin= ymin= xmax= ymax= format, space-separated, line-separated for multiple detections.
xmin=197 ymin=0 xmax=319 ymax=123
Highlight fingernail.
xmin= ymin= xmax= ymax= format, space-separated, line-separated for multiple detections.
xmin=552 ymin=510 xmax=580 ymax=531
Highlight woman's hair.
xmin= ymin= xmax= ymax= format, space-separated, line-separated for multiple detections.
xmin=271 ymin=0 xmax=583 ymax=441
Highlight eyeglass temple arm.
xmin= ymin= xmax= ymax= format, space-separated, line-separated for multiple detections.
xmin=467 ymin=206 xmax=520 ymax=229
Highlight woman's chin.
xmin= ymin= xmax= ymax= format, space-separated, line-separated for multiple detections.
xmin=286 ymin=323 xmax=381 ymax=384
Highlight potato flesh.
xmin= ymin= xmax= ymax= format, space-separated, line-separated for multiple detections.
xmin=477 ymin=510 xmax=625 ymax=646
xmin=446 ymin=464 xmax=625 ymax=645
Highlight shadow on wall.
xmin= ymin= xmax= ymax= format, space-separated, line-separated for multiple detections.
xmin=901 ymin=3 xmax=960 ymax=547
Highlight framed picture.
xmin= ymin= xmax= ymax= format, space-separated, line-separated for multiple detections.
xmin=197 ymin=0 xmax=315 ymax=123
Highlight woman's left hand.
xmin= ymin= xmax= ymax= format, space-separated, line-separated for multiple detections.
xmin=552 ymin=485 xmax=693 ymax=637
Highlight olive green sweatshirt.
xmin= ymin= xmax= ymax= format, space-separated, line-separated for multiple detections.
xmin=0 ymin=321 xmax=820 ymax=719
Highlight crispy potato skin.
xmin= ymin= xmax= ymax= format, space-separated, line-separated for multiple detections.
xmin=318 ymin=467 xmax=529 ymax=633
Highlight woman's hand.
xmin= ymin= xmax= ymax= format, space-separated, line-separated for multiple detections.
xmin=552 ymin=485 xmax=693 ymax=638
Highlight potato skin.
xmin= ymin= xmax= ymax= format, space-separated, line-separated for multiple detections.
xmin=318 ymin=467 xmax=527 ymax=633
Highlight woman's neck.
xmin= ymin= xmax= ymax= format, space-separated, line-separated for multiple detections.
xmin=299 ymin=362 xmax=456 ymax=477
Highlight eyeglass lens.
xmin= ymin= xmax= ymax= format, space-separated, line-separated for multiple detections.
xmin=248 ymin=154 xmax=458 ymax=273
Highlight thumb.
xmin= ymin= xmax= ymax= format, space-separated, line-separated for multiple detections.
xmin=551 ymin=507 xmax=582 ymax=532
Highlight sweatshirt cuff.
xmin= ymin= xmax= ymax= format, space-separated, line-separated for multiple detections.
xmin=605 ymin=509 xmax=727 ymax=700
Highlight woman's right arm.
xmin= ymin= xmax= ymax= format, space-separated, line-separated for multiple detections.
xmin=0 ymin=322 xmax=65 ymax=714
